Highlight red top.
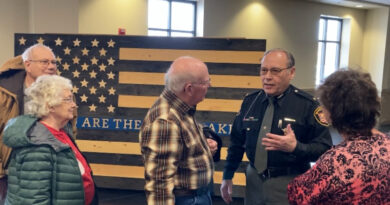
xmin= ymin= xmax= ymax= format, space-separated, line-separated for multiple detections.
xmin=288 ymin=132 xmax=390 ymax=205
xmin=43 ymin=123 xmax=95 ymax=205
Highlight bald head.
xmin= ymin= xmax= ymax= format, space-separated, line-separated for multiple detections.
xmin=165 ymin=56 xmax=208 ymax=93
xmin=165 ymin=56 xmax=210 ymax=106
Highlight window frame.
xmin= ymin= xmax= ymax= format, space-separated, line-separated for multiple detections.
xmin=148 ymin=0 xmax=197 ymax=37
xmin=317 ymin=16 xmax=343 ymax=84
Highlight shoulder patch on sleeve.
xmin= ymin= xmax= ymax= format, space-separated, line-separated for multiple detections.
xmin=314 ymin=106 xmax=329 ymax=127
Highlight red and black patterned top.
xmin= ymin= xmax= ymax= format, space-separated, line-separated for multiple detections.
xmin=288 ymin=132 xmax=390 ymax=205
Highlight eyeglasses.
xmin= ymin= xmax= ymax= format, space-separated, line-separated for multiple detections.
xmin=62 ymin=96 xmax=74 ymax=104
xmin=191 ymin=79 xmax=211 ymax=86
xmin=260 ymin=67 xmax=291 ymax=76
xmin=28 ymin=59 xmax=58 ymax=67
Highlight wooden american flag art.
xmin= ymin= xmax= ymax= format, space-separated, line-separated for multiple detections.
xmin=14 ymin=33 xmax=265 ymax=197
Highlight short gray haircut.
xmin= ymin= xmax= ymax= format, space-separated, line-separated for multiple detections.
xmin=21 ymin=44 xmax=55 ymax=61
xmin=261 ymin=48 xmax=295 ymax=68
xmin=25 ymin=75 xmax=73 ymax=118
xmin=164 ymin=59 xmax=196 ymax=93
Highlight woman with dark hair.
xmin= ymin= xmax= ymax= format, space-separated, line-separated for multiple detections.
xmin=287 ymin=70 xmax=390 ymax=204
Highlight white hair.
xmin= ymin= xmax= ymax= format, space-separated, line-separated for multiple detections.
xmin=164 ymin=68 xmax=194 ymax=93
xmin=164 ymin=56 xmax=198 ymax=93
xmin=25 ymin=75 xmax=72 ymax=118
xmin=21 ymin=43 xmax=55 ymax=61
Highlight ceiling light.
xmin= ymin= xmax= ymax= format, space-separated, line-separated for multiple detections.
xmin=355 ymin=5 xmax=363 ymax=8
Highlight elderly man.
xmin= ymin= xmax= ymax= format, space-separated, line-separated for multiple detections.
xmin=0 ymin=44 xmax=59 ymax=204
xmin=220 ymin=48 xmax=332 ymax=205
xmin=139 ymin=56 xmax=216 ymax=205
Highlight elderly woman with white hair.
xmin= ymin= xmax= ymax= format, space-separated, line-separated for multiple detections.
xmin=2 ymin=75 xmax=98 ymax=205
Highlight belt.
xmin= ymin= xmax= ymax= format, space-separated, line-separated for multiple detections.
xmin=173 ymin=186 xmax=209 ymax=197
xmin=259 ymin=167 xmax=304 ymax=180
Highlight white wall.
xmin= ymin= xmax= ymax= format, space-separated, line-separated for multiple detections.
xmin=0 ymin=0 xmax=29 ymax=64
xmin=361 ymin=7 xmax=389 ymax=92
xmin=0 ymin=0 xmax=389 ymax=93
xmin=203 ymin=0 xmax=369 ymax=89
xmin=28 ymin=0 xmax=78 ymax=33
xmin=79 ymin=0 xmax=147 ymax=35
xmin=0 ymin=0 xmax=78 ymax=65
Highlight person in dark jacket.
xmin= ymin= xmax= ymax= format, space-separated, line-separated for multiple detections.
xmin=220 ymin=48 xmax=332 ymax=204
xmin=0 ymin=43 xmax=77 ymax=204
xmin=3 ymin=75 xmax=97 ymax=205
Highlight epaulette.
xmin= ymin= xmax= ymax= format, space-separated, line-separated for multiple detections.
xmin=243 ymin=90 xmax=262 ymax=99
xmin=292 ymin=87 xmax=318 ymax=102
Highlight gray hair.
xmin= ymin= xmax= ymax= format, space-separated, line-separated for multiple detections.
xmin=21 ymin=43 xmax=55 ymax=61
xmin=164 ymin=57 xmax=196 ymax=93
xmin=261 ymin=48 xmax=295 ymax=68
xmin=25 ymin=75 xmax=72 ymax=118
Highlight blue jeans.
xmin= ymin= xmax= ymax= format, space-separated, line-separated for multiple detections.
xmin=175 ymin=191 xmax=212 ymax=205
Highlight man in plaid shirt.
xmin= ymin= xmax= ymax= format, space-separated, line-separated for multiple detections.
xmin=139 ymin=56 xmax=216 ymax=205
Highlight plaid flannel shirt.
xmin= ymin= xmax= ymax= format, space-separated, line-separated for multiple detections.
xmin=139 ymin=89 xmax=214 ymax=205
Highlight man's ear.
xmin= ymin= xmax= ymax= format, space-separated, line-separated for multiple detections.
xmin=289 ymin=66 xmax=296 ymax=80
xmin=24 ymin=61 xmax=31 ymax=72
xmin=184 ymin=83 xmax=193 ymax=96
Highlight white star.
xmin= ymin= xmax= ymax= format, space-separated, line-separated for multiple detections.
xmin=81 ymin=63 xmax=89 ymax=71
xmin=107 ymin=57 xmax=115 ymax=65
xmin=72 ymin=56 xmax=80 ymax=64
xmin=73 ymin=38 xmax=81 ymax=47
xmin=89 ymin=104 xmax=97 ymax=112
xmin=107 ymin=105 xmax=115 ymax=113
xmin=62 ymin=62 xmax=70 ymax=70
xmin=99 ymin=48 xmax=107 ymax=56
xmin=63 ymin=47 xmax=71 ymax=55
xmin=19 ymin=37 xmax=26 ymax=45
xmin=55 ymin=37 xmax=63 ymax=46
xmin=90 ymin=57 xmax=98 ymax=65
xmin=107 ymin=71 xmax=115 ymax=79
xmin=72 ymin=86 xmax=79 ymax=94
xmin=80 ymin=94 xmax=88 ymax=102
xmin=91 ymin=39 xmax=99 ymax=47
xmin=108 ymin=87 xmax=116 ymax=95
xmin=107 ymin=39 xmax=115 ymax=47
xmin=98 ymin=94 xmax=106 ymax=103
xmin=89 ymin=70 xmax=97 ymax=78
xmin=98 ymin=80 xmax=106 ymax=88
xmin=81 ymin=47 xmax=89 ymax=56
xmin=89 ymin=86 xmax=97 ymax=95
xmin=37 ymin=37 xmax=45 ymax=44
xmin=72 ymin=70 xmax=80 ymax=78
xmin=81 ymin=79 xmax=89 ymax=87
xmin=99 ymin=63 xmax=107 ymax=71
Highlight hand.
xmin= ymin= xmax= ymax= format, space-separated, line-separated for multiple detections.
xmin=262 ymin=124 xmax=297 ymax=152
xmin=220 ymin=180 xmax=233 ymax=204
xmin=207 ymin=138 xmax=218 ymax=155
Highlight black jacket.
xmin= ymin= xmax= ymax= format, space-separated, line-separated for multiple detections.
xmin=223 ymin=85 xmax=332 ymax=179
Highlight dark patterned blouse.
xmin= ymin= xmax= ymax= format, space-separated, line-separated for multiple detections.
xmin=288 ymin=132 xmax=390 ymax=205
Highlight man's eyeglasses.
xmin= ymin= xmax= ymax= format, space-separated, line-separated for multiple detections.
xmin=191 ymin=79 xmax=211 ymax=86
xmin=259 ymin=67 xmax=291 ymax=76
xmin=29 ymin=59 xmax=58 ymax=67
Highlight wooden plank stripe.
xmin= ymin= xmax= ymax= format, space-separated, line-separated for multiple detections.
xmin=118 ymin=72 xmax=262 ymax=89
xmin=118 ymin=95 xmax=242 ymax=113
xmin=90 ymin=163 xmax=246 ymax=186
xmin=119 ymin=48 xmax=263 ymax=64
xmin=77 ymin=140 xmax=248 ymax=161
